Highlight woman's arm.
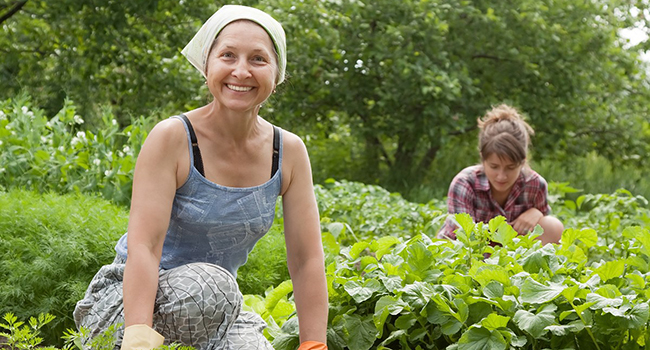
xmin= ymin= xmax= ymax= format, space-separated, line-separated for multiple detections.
xmin=123 ymin=119 xmax=185 ymax=328
xmin=281 ymin=132 xmax=328 ymax=344
xmin=438 ymin=172 xmax=477 ymax=239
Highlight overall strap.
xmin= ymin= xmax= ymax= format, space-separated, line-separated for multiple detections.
xmin=179 ymin=114 xmax=205 ymax=177
xmin=271 ymin=126 xmax=280 ymax=178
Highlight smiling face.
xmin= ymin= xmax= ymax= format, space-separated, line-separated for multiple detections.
xmin=205 ymin=20 xmax=278 ymax=113
xmin=482 ymin=153 xmax=524 ymax=197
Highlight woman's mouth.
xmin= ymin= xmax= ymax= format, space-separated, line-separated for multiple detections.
xmin=226 ymin=84 xmax=253 ymax=92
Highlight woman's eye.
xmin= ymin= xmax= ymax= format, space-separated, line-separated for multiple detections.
xmin=253 ymin=56 xmax=267 ymax=62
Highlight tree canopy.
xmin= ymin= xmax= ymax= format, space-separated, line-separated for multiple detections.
xmin=2 ymin=0 xmax=649 ymax=193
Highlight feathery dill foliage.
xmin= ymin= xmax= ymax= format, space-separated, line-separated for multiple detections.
xmin=0 ymin=189 xmax=128 ymax=347
xmin=237 ymin=223 xmax=290 ymax=296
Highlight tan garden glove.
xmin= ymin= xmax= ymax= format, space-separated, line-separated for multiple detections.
xmin=120 ymin=324 xmax=165 ymax=350
xmin=298 ymin=341 xmax=328 ymax=350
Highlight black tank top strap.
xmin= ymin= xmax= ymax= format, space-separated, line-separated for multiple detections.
xmin=179 ymin=114 xmax=205 ymax=177
xmin=180 ymin=115 xmax=279 ymax=180
xmin=271 ymin=126 xmax=280 ymax=178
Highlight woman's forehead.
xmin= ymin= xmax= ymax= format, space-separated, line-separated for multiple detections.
xmin=214 ymin=21 xmax=274 ymax=49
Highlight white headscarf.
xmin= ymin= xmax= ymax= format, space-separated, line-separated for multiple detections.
xmin=181 ymin=5 xmax=287 ymax=85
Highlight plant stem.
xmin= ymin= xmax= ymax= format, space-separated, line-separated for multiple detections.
xmin=570 ymin=302 xmax=602 ymax=350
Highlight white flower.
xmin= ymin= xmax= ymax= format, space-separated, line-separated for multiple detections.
xmin=71 ymin=137 xmax=80 ymax=147
xmin=58 ymin=146 xmax=65 ymax=152
xmin=123 ymin=146 xmax=131 ymax=153
xmin=0 ymin=140 xmax=3 ymax=146
xmin=74 ymin=115 xmax=84 ymax=124
xmin=21 ymin=106 xmax=28 ymax=113
xmin=112 ymin=119 xmax=117 ymax=125
xmin=93 ymin=159 xmax=101 ymax=166
xmin=40 ymin=136 xmax=47 ymax=143
xmin=104 ymin=170 xmax=111 ymax=176
xmin=76 ymin=131 xmax=86 ymax=139
xmin=107 ymin=151 xmax=113 ymax=157
xmin=0 ymin=111 xmax=5 ymax=119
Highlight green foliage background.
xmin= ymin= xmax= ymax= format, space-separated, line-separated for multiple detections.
xmin=1 ymin=0 xmax=649 ymax=197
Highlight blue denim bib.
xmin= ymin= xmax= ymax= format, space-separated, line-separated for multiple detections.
xmin=115 ymin=116 xmax=282 ymax=277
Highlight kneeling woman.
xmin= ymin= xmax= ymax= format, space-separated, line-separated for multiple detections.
xmin=438 ymin=104 xmax=563 ymax=244
xmin=73 ymin=5 xmax=327 ymax=350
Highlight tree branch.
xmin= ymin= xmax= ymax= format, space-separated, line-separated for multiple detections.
xmin=0 ymin=0 xmax=28 ymax=25
xmin=471 ymin=53 xmax=516 ymax=62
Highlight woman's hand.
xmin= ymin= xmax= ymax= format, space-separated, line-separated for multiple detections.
xmin=120 ymin=324 xmax=164 ymax=350
xmin=511 ymin=208 xmax=543 ymax=234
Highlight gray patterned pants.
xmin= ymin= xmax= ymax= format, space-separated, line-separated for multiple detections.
xmin=73 ymin=255 xmax=273 ymax=350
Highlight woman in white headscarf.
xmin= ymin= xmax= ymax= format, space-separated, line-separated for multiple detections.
xmin=73 ymin=5 xmax=328 ymax=350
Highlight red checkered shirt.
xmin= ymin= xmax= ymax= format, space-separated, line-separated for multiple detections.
xmin=437 ymin=165 xmax=551 ymax=239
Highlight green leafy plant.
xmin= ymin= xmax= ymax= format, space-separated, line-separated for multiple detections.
xmin=0 ymin=94 xmax=153 ymax=206
xmin=0 ymin=189 xmax=128 ymax=347
xmin=0 ymin=312 xmax=58 ymax=350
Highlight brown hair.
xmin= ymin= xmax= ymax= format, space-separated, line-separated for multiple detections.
xmin=478 ymin=104 xmax=534 ymax=164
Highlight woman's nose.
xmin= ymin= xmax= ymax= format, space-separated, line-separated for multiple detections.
xmin=231 ymin=60 xmax=252 ymax=79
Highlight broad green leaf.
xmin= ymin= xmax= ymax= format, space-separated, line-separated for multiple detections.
xmin=458 ymin=326 xmax=507 ymax=350
xmin=513 ymin=304 xmax=556 ymax=339
xmin=488 ymin=216 xmax=507 ymax=234
xmin=373 ymin=307 xmax=390 ymax=338
xmin=264 ymin=280 xmax=293 ymax=314
xmin=586 ymin=293 xmax=623 ymax=309
xmin=561 ymin=228 xmax=598 ymax=248
xmin=401 ymin=282 xmax=436 ymax=309
xmin=322 ymin=232 xmax=340 ymax=254
xmin=594 ymin=260 xmax=625 ymax=282
xmin=470 ymin=264 xmax=511 ymax=287
xmin=374 ymin=236 xmax=401 ymax=260
xmin=480 ymin=313 xmax=510 ymax=331
xmin=490 ymin=221 xmax=518 ymax=246
xmin=379 ymin=275 xmax=403 ymax=293
xmin=374 ymin=295 xmax=409 ymax=316
xmin=595 ymin=284 xmax=621 ymax=298
xmin=483 ymin=281 xmax=504 ymax=299
xmin=625 ymin=273 xmax=646 ymax=289
xmin=349 ymin=241 xmax=371 ymax=260
xmin=327 ymin=222 xmax=345 ymax=238
xmin=407 ymin=241 xmax=433 ymax=274
xmin=602 ymin=303 xmax=649 ymax=328
xmin=343 ymin=314 xmax=378 ymax=350
xmin=344 ymin=279 xmax=383 ymax=304
xmin=561 ymin=285 xmax=579 ymax=303
xmin=624 ymin=227 xmax=650 ymax=257
xmin=455 ymin=298 xmax=469 ymax=323
xmin=519 ymin=278 xmax=565 ymax=304
xmin=441 ymin=319 xmax=463 ymax=335
xmin=559 ymin=244 xmax=588 ymax=264
xmin=395 ymin=313 xmax=417 ymax=330
xmin=454 ymin=213 xmax=475 ymax=245
xmin=546 ymin=320 xmax=585 ymax=336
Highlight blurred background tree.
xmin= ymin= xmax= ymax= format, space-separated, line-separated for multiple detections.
xmin=1 ymin=0 xmax=649 ymax=200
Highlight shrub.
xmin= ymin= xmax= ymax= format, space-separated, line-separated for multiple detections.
xmin=0 ymin=94 xmax=154 ymax=206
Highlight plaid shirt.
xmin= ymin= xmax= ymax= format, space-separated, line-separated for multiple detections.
xmin=437 ymin=165 xmax=551 ymax=239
